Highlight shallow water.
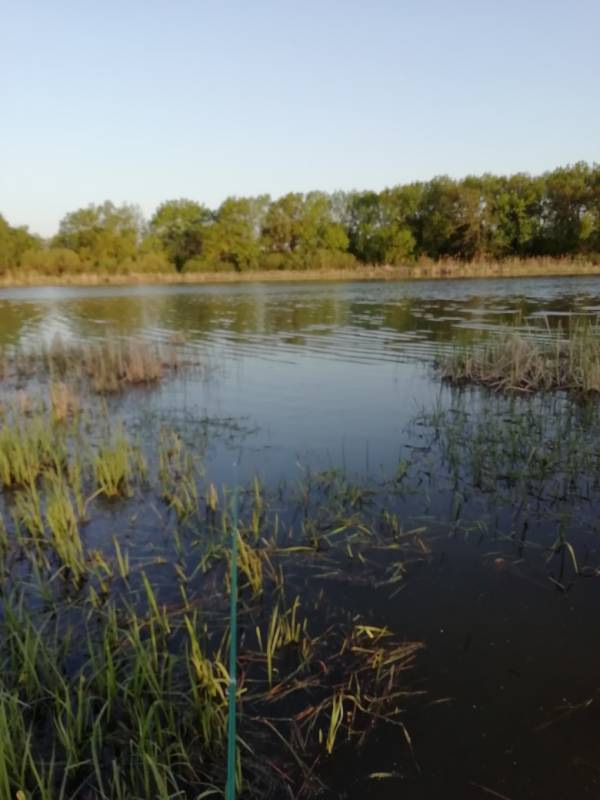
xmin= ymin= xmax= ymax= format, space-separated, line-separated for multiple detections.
xmin=2 ymin=276 xmax=600 ymax=798
xmin=3 ymin=276 xmax=600 ymax=480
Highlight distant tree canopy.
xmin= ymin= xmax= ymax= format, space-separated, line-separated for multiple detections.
xmin=2 ymin=162 xmax=599 ymax=275
xmin=149 ymin=199 xmax=212 ymax=271
xmin=53 ymin=201 xmax=144 ymax=266
xmin=0 ymin=214 xmax=40 ymax=270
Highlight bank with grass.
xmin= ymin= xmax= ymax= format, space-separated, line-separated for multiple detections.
xmin=3 ymin=256 xmax=600 ymax=288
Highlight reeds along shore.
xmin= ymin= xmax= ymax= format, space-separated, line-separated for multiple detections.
xmin=2 ymin=257 xmax=600 ymax=287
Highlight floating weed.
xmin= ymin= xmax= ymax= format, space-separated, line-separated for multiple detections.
xmin=0 ymin=389 xmax=432 ymax=798
xmin=67 ymin=454 xmax=86 ymax=521
xmin=184 ymin=613 xmax=229 ymax=749
xmin=206 ymin=482 xmax=218 ymax=515
xmin=6 ymin=335 xmax=190 ymax=396
xmin=113 ymin=536 xmax=130 ymax=580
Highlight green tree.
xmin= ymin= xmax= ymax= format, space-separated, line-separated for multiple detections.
xmin=149 ymin=199 xmax=212 ymax=271
xmin=347 ymin=188 xmax=417 ymax=264
xmin=488 ymin=173 xmax=543 ymax=257
xmin=261 ymin=193 xmax=305 ymax=254
xmin=54 ymin=201 xmax=143 ymax=265
xmin=200 ymin=196 xmax=268 ymax=271
xmin=587 ymin=164 xmax=600 ymax=253
xmin=261 ymin=192 xmax=349 ymax=267
xmin=294 ymin=192 xmax=349 ymax=257
xmin=416 ymin=177 xmax=490 ymax=259
xmin=0 ymin=214 xmax=40 ymax=271
xmin=541 ymin=162 xmax=593 ymax=255
xmin=5 ymin=161 xmax=600 ymax=277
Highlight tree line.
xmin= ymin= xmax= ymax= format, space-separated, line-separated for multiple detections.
xmin=1 ymin=162 xmax=599 ymax=275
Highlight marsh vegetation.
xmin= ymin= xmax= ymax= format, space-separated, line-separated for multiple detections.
xmin=0 ymin=369 xmax=432 ymax=798
xmin=441 ymin=320 xmax=600 ymax=394
xmin=0 ymin=336 xmax=191 ymax=395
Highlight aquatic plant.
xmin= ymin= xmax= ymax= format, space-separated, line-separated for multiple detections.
xmin=49 ymin=381 xmax=80 ymax=422
xmin=0 ymin=386 xmax=437 ymax=797
xmin=441 ymin=320 xmax=600 ymax=394
xmin=0 ymin=407 xmax=65 ymax=488
xmin=45 ymin=474 xmax=86 ymax=581
xmin=84 ymin=339 xmax=167 ymax=393
xmin=0 ymin=335 xmax=189 ymax=396
xmin=158 ymin=427 xmax=199 ymax=519
xmin=94 ymin=433 xmax=143 ymax=498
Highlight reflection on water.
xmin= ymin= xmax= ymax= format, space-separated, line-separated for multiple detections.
xmin=3 ymin=276 xmax=600 ymax=483
xmin=3 ymin=276 xmax=600 ymax=799
xmin=2 ymin=276 xmax=600 ymax=358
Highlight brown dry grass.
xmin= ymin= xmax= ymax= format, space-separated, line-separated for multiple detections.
xmin=0 ymin=337 xmax=184 ymax=394
xmin=441 ymin=322 xmax=600 ymax=394
xmin=48 ymin=337 xmax=173 ymax=393
xmin=1 ymin=257 xmax=600 ymax=288
xmin=49 ymin=381 xmax=80 ymax=420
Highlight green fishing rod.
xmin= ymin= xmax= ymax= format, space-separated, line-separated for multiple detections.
xmin=226 ymin=476 xmax=239 ymax=800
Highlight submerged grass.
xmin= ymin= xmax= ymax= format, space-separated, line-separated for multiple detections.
xmin=414 ymin=390 xmax=600 ymax=588
xmin=0 ymin=388 xmax=427 ymax=798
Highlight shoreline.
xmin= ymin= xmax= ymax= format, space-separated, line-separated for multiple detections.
xmin=2 ymin=260 xmax=600 ymax=289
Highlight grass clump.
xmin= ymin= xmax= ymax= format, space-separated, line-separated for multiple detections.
xmin=94 ymin=434 xmax=142 ymax=498
xmin=440 ymin=320 xmax=600 ymax=394
xmin=48 ymin=337 xmax=170 ymax=393
xmin=0 ymin=336 xmax=188 ymax=396
xmin=84 ymin=339 xmax=166 ymax=392
xmin=45 ymin=475 xmax=86 ymax=581
xmin=0 ymin=408 xmax=65 ymax=489
xmin=158 ymin=427 xmax=199 ymax=519
xmin=49 ymin=381 xmax=80 ymax=421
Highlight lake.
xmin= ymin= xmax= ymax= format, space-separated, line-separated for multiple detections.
xmin=1 ymin=276 xmax=600 ymax=799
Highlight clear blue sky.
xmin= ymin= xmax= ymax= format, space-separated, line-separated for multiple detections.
xmin=2 ymin=0 xmax=598 ymax=236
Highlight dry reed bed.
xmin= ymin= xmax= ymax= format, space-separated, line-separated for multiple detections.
xmin=1 ymin=257 xmax=600 ymax=288
xmin=441 ymin=323 xmax=600 ymax=394
xmin=0 ymin=335 xmax=193 ymax=394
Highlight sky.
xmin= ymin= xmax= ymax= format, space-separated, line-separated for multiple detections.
xmin=2 ymin=0 xmax=599 ymax=237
